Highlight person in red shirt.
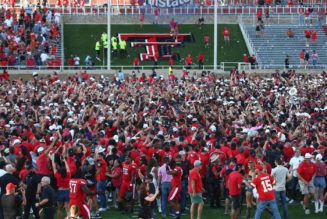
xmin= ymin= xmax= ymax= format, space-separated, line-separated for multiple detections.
xmin=243 ymin=54 xmax=249 ymax=63
xmin=251 ymin=165 xmax=281 ymax=219
xmin=139 ymin=13 xmax=144 ymax=28
xmin=299 ymin=49 xmax=305 ymax=68
xmin=311 ymin=30 xmax=317 ymax=43
xmin=304 ymin=29 xmax=311 ymax=47
xmin=188 ymin=160 xmax=204 ymax=219
xmin=167 ymin=156 xmax=183 ymax=218
xmin=168 ymin=57 xmax=174 ymax=66
xmin=185 ymin=54 xmax=192 ymax=69
xmin=223 ymin=27 xmax=230 ymax=44
xmin=204 ymin=34 xmax=209 ymax=48
xmin=119 ymin=155 xmax=137 ymax=211
xmin=228 ymin=164 xmax=243 ymax=219
xmin=197 ymin=53 xmax=204 ymax=69
xmin=69 ymin=178 xmax=96 ymax=219
xmin=297 ymin=153 xmax=317 ymax=214
xmin=133 ymin=57 xmax=140 ymax=73
xmin=95 ymin=151 xmax=108 ymax=211
xmin=107 ymin=159 xmax=123 ymax=209
xmin=153 ymin=7 xmax=159 ymax=24
xmin=51 ymin=154 xmax=71 ymax=219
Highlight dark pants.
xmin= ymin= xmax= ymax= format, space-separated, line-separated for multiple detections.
xmin=23 ymin=198 xmax=40 ymax=219
xmin=43 ymin=207 xmax=55 ymax=219
xmin=207 ymin=180 xmax=221 ymax=207
xmin=291 ymin=177 xmax=298 ymax=201
xmin=198 ymin=61 xmax=203 ymax=69
xmin=180 ymin=178 xmax=188 ymax=213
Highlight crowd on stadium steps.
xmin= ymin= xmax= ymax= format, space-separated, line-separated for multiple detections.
xmin=0 ymin=5 xmax=61 ymax=68
xmin=0 ymin=68 xmax=326 ymax=219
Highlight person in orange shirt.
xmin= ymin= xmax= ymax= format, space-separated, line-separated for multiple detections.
xmin=223 ymin=27 xmax=230 ymax=44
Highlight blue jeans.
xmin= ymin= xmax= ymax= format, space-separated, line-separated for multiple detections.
xmin=275 ymin=191 xmax=288 ymax=219
xmin=97 ymin=180 xmax=107 ymax=208
xmin=254 ymin=200 xmax=282 ymax=219
xmin=291 ymin=177 xmax=298 ymax=200
xmin=180 ymin=178 xmax=188 ymax=213
xmin=161 ymin=182 xmax=172 ymax=216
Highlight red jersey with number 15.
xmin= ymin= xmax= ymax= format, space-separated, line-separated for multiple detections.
xmin=69 ymin=178 xmax=87 ymax=204
xmin=251 ymin=173 xmax=275 ymax=201
xmin=122 ymin=162 xmax=137 ymax=183
xmin=171 ymin=166 xmax=183 ymax=187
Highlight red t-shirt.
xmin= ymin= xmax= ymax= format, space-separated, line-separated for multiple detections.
xmin=188 ymin=168 xmax=202 ymax=193
xmin=36 ymin=153 xmax=51 ymax=175
xmin=228 ymin=171 xmax=243 ymax=196
xmin=96 ymin=158 xmax=107 ymax=181
xmin=55 ymin=171 xmax=71 ymax=189
xmin=171 ymin=166 xmax=183 ymax=187
xmin=297 ymin=161 xmax=317 ymax=182
xmin=122 ymin=162 xmax=137 ymax=183
xmin=111 ymin=167 xmax=123 ymax=187
xmin=223 ymin=29 xmax=230 ymax=37
xmin=251 ymin=173 xmax=275 ymax=201
xmin=69 ymin=178 xmax=87 ymax=205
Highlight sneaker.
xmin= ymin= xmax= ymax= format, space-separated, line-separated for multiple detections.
xmin=289 ymin=199 xmax=294 ymax=204
xmin=98 ymin=207 xmax=108 ymax=212
xmin=305 ymin=209 xmax=310 ymax=215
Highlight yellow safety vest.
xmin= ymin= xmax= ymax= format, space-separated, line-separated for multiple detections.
xmin=101 ymin=33 xmax=108 ymax=42
xmin=119 ymin=40 xmax=126 ymax=50
xmin=112 ymin=41 xmax=118 ymax=50
xmin=95 ymin=41 xmax=100 ymax=51
xmin=103 ymin=40 xmax=108 ymax=49
xmin=168 ymin=66 xmax=173 ymax=75
xmin=111 ymin=36 xmax=117 ymax=45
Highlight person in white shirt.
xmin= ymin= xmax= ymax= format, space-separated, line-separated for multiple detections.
xmin=288 ymin=149 xmax=303 ymax=203
xmin=272 ymin=158 xmax=292 ymax=219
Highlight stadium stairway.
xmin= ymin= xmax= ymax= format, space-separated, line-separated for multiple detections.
xmin=243 ymin=24 xmax=327 ymax=68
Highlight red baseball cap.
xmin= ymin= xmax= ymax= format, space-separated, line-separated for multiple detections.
xmin=6 ymin=183 xmax=17 ymax=190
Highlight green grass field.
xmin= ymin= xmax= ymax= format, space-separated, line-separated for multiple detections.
xmin=64 ymin=24 xmax=248 ymax=67
xmin=98 ymin=202 xmax=326 ymax=219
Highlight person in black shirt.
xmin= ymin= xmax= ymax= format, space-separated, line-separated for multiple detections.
xmin=179 ymin=151 xmax=190 ymax=214
xmin=285 ymin=55 xmax=290 ymax=69
xmin=23 ymin=162 xmax=40 ymax=219
xmin=138 ymin=175 xmax=159 ymax=219
xmin=1 ymin=183 xmax=26 ymax=219
xmin=36 ymin=177 xmax=56 ymax=219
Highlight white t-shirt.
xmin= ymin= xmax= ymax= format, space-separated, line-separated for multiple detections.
xmin=289 ymin=156 xmax=304 ymax=177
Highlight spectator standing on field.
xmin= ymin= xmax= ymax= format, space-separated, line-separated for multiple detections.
xmin=289 ymin=149 xmax=304 ymax=204
xmin=153 ymin=7 xmax=159 ymax=24
xmin=95 ymin=40 xmax=101 ymax=61
xmin=251 ymin=165 xmax=282 ymax=219
xmin=313 ymin=154 xmax=326 ymax=213
xmin=223 ymin=27 xmax=230 ymax=44
xmin=198 ymin=53 xmax=204 ymax=69
xmin=271 ymin=158 xmax=291 ymax=219
xmin=297 ymin=153 xmax=317 ymax=215
xmin=158 ymin=157 xmax=172 ymax=217
xmin=189 ymin=160 xmax=204 ymax=219
xmin=228 ymin=164 xmax=243 ymax=219
xmin=185 ymin=54 xmax=193 ymax=69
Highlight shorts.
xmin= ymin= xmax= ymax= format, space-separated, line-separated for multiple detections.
xmin=300 ymin=58 xmax=304 ymax=64
xmin=224 ymin=36 xmax=230 ymax=40
xmin=231 ymin=195 xmax=241 ymax=210
xmin=314 ymin=176 xmax=326 ymax=188
xmin=224 ymin=188 xmax=230 ymax=199
xmin=70 ymin=203 xmax=90 ymax=219
xmin=168 ymin=186 xmax=181 ymax=202
xmin=245 ymin=186 xmax=253 ymax=193
xmin=119 ymin=181 xmax=130 ymax=199
xmin=189 ymin=193 xmax=203 ymax=204
xmin=57 ymin=189 xmax=70 ymax=203
xmin=299 ymin=180 xmax=315 ymax=195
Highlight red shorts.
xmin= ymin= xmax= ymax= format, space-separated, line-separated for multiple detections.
xmin=168 ymin=186 xmax=181 ymax=202
xmin=70 ymin=202 xmax=90 ymax=219
xmin=119 ymin=181 xmax=130 ymax=199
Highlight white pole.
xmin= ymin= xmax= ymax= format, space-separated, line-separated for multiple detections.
xmin=214 ymin=0 xmax=218 ymax=70
xmin=107 ymin=0 xmax=111 ymax=70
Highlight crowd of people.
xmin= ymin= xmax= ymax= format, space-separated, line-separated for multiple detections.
xmin=0 ymin=5 xmax=61 ymax=68
xmin=0 ymin=68 xmax=325 ymax=219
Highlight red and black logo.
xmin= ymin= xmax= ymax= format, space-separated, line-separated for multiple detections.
xmin=118 ymin=33 xmax=194 ymax=61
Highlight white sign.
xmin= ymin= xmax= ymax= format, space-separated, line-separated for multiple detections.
xmin=148 ymin=0 xmax=192 ymax=8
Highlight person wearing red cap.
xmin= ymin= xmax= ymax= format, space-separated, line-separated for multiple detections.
xmin=251 ymin=165 xmax=282 ymax=219
xmin=297 ymin=153 xmax=317 ymax=215
xmin=1 ymin=183 xmax=26 ymax=219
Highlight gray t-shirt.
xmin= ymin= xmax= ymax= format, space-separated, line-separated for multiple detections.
xmin=271 ymin=165 xmax=291 ymax=191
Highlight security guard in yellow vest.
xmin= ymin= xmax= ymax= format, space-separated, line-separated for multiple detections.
xmin=101 ymin=32 xmax=108 ymax=43
xmin=103 ymin=39 xmax=108 ymax=59
xmin=119 ymin=38 xmax=127 ymax=58
xmin=95 ymin=40 xmax=101 ymax=61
